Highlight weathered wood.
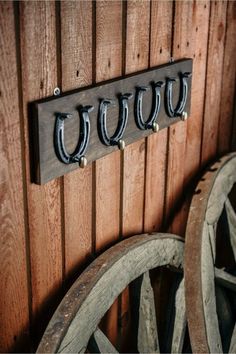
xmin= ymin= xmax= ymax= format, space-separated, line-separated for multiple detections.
xmin=144 ymin=0 xmax=173 ymax=232
xmin=201 ymin=222 xmax=222 ymax=353
xmin=88 ymin=328 xmax=118 ymax=354
xmin=170 ymin=279 xmax=186 ymax=353
xmin=185 ymin=152 xmax=236 ymax=353
xmin=215 ymin=268 xmax=236 ymax=292
xmin=36 ymin=234 xmax=184 ymax=353
xmin=225 ymin=198 xmax=236 ymax=259
xmin=20 ymin=1 xmax=63 ymax=343
xmin=229 ymin=325 xmax=236 ymax=354
xmin=33 ymin=60 xmax=192 ymax=184
xmin=136 ymin=272 xmax=159 ymax=353
xmin=163 ymin=275 xmax=186 ymax=353
xmin=201 ymin=1 xmax=227 ymax=166
xmin=61 ymin=0 xmax=93 ymax=276
xmin=215 ymin=285 xmax=235 ymax=352
xmin=0 ymin=2 xmax=30 ymax=351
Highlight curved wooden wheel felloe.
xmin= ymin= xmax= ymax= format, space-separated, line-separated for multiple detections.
xmin=185 ymin=153 xmax=236 ymax=354
xmin=37 ymin=233 xmax=185 ymax=353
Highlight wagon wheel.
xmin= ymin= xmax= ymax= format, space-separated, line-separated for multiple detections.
xmin=185 ymin=153 xmax=236 ymax=353
xmin=37 ymin=233 xmax=186 ymax=353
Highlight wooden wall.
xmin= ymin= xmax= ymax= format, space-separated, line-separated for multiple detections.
xmin=0 ymin=0 xmax=235 ymax=352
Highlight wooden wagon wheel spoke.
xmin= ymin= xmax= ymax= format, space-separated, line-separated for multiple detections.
xmin=169 ymin=279 xmax=186 ymax=353
xmin=225 ymin=198 xmax=236 ymax=259
xmin=185 ymin=152 xmax=236 ymax=354
xmin=88 ymin=328 xmax=118 ymax=353
xmin=229 ymin=325 xmax=236 ymax=353
xmin=131 ymin=271 xmax=159 ymax=353
xmin=215 ymin=268 xmax=236 ymax=291
xmin=37 ymin=234 xmax=185 ymax=353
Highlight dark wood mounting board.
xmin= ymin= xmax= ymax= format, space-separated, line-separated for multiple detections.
xmin=32 ymin=59 xmax=192 ymax=184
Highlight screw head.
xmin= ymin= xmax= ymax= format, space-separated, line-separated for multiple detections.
xmin=152 ymin=122 xmax=160 ymax=133
xmin=54 ymin=87 xmax=61 ymax=96
xmin=118 ymin=139 xmax=125 ymax=151
xmin=79 ymin=156 xmax=87 ymax=168
xmin=181 ymin=111 xmax=188 ymax=121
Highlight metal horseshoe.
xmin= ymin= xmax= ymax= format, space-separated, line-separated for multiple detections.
xmin=134 ymin=81 xmax=164 ymax=131
xmin=54 ymin=105 xmax=94 ymax=165
xmin=98 ymin=93 xmax=133 ymax=150
xmin=165 ymin=72 xmax=192 ymax=118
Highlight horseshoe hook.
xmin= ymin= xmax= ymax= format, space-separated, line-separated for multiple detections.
xmin=165 ymin=72 xmax=192 ymax=118
xmin=54 ymin=105 xmax=93 ymax=166
xmin=134 ymin=81 xmax=164 ymax=131
xmin=98 ymin=93 xmax=133 ymax=150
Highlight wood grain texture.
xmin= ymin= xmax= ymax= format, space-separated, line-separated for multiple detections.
xmin=121 ymin=0 xmax=150 ymax=348
xmin=20 ymin=0 xmax=62 ymax=342
xmin=36 ymin=233 xmax=184 ymax=353
xmin=201 ymin=0 xmax=227 ymax=166
xmin=33 ymin=60 xmax=191 ymax=184
xmin=0 ymin=2 xmax=29 ymax=352
xmin=144 ymin=0 xmax=173 ymax=232
xmin=95 ymin=0 xmax=122 ymax=345
xmin=123 ymin=0 xmax=150 ymax=237
xmin=218 ymin=1 xmax=236 ymax=155
xmin=165 ymin=0 xmax=194 ymax=235
xmin=60 ymin=0 xmax=93 ymax=277
xmin=184 ymin=1 xmax=210 ymax=185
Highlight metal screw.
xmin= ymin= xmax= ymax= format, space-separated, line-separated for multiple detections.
xmin=79 ymin=156 xmax=87 ymax=168
xmin=152 ymin=122 xmax=160 ymax=133
xmin=181 ymin=111 xmax=188 ymax=121
xmin=54 ymin=87 xmax=61 ymax=96
xmin=118 ymin=139 xmax=125 ymax=151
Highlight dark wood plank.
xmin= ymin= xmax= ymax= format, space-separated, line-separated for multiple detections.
xmin=0 ymin=2 xmax=30 ymax=351
xmin=144 ymin=0 xmax=173 ymax=232
xmin=60 ymin=0 xmax=93 ymax=277
xmin=20 ymin=0 xmax=63 ymax=343
xmin=218 ymin=1 xmax=236 ymax=155
xmin=201 ymin=0 xmax=227 ymax=166
xmin=95 ymin=0 xmax=122 ymax=346
xmin=33 ymin=60 xmax=192 ymax=184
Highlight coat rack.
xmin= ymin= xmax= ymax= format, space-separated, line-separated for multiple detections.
xmin=32 ymin=58 xmax=192 ymax=184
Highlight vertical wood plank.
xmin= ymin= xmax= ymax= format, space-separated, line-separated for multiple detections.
xmin=169 ymin=1 xmax=210 ymax=236
xmin=20 ymin=0 xmax=62 ymax=343
xmin=144 ymin=0 xmax=173 ymax=232
xmin=165 ymin=0 xmax=194 ymax=235
xmin=60 ymin=1 xmax=93 ymax=277
xmin=201 ymin=0 xmax=227 ymax=166
xmin=123 ymin=0 xmax=150 ymax=238
xmin=120 ymin=0 xmax=150 ymax=348
xmin=218 ymin=1 xmax=236 ymax=155
xmin=184 ymin=1 xmax=210 ymax=185
xmin=0 ymin=2 xmax=29 ymax=351
xmin=95 ymin=0 xmax=122 ymax=345
xmin=95 ymin=0 xmax=122 ymax=253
